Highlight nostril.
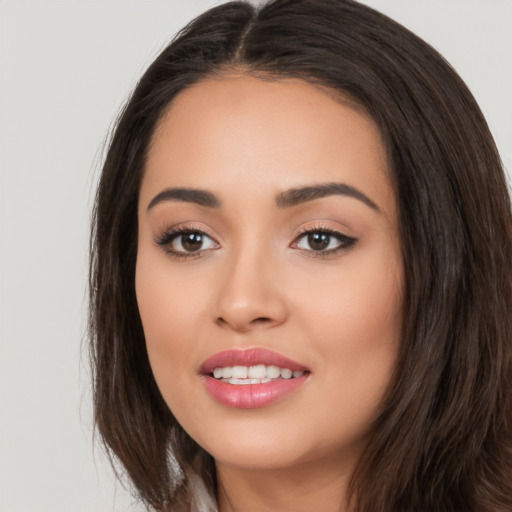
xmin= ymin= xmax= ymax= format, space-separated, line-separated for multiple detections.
xmin=215 ymin=315 xmax=274 ymax=331
xmin=250 ymin=317 xmax=272 ymax=325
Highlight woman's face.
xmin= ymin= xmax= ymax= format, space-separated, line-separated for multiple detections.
xmin=136 ymin=75 xmax=403 ymax=473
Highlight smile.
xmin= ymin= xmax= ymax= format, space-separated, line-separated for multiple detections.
xmin=212 ymin=364 xmax=305 ymax=383
xmin=200 ymin=349 xmax=310 ymax=408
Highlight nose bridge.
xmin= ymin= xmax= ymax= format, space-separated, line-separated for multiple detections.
xmin=215 ymin=236 xmax=287 ymax=332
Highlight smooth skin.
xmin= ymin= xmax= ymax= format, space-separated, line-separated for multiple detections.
xmin=136 ymin=75 xmax=404 ymax=512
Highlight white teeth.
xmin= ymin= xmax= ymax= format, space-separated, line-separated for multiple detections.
xmin=232 ymin=366 xmax=248 ymax=379
xmin=267 ymin=365 xmax=281 ymax=379
xmin=222 ymin=377 xmax=279 ymax=385
xmin=228 ymin=378 xmax=251 ymax=385
xmin=221 ymin=367 xmax=232 ymax=379
xmin=212 ymin=364 xmax=306 ymax=383
xmin=280 ymin=368 xmax=292 ymax=379
xmin=247 ymin=365 xmax=267 ymax=379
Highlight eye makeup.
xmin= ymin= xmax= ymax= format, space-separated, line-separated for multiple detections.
xmin=153 ymin=221 xmax=358 ymax=261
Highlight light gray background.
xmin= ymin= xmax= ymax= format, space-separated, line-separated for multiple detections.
xmin=0 ymin=1 xmax=510 ymax=511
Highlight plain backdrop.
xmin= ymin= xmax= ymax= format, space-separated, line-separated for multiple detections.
xmin=0 ymin=1 xmax=510 ymax=511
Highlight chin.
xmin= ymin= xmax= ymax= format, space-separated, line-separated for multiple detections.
xmin=185 ymin=410 xmax=363 ymax=474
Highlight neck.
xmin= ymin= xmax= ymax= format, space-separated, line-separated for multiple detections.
xmin=215 ymin=450 xmax=357 ymax=512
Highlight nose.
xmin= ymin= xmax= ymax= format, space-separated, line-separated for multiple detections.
xmin=214 ymin=247 xmax=288 ymax=333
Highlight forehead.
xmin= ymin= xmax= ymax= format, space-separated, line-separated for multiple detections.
xmin=142 ymin=74 xmax=395 ymax=216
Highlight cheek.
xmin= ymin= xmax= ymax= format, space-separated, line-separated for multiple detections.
xmin=292 ymin=241 xmax=402 ymax=343
xmin=292 ymin=247 xmax=403 ymax=416
xmin=135 ymin=250 xmax=205 ymax=396
xmin=135 ymin=235 xmax=214 ymax=336
xmin=136 ymin=269 xmax=200 ymax=339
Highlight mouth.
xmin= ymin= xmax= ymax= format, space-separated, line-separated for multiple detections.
xmin=211 ymin=364 xmax=305 ymax=384
xmin=200 ymin=348 xmax=310 ymax=408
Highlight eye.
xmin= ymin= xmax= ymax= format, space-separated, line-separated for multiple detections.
xmin=293 ymin=228 xmax=357 ymax=255
xmin=156 ymin=228 xmax=219 ymax=257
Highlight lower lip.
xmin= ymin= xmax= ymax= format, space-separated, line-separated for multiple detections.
xmin=203 ymin=375 xmax=309 ymax=409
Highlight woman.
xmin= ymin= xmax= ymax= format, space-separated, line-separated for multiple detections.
xmin=89 ymin=0 xmax=512 ymax=510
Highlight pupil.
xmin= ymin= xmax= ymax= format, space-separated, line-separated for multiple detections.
xmin=308 ymin=232 xmax=330 ymax=251
xmin=182 ymin=233 xmax=203 ymax=251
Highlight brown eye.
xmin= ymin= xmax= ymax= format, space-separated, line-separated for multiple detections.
xmin=167 ymin=230 xmax=217 ymax=253
xmin=295 ymin=230 xmax=357 ymax=253
xmin=178 ymin=232 xmax=204 ymax=252
xmin=307 ymin=232 xmax=331 ymax=251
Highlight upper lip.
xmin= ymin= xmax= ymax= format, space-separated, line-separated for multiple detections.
xmin=199 ymin=348 xmax=309 ymax=375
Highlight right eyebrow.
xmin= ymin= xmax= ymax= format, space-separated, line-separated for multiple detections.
xmin=147 ymin=187 xmax=221 ymax=211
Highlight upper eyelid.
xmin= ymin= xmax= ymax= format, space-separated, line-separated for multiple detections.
xmin=155 ymin=223 xmax=219 ymax=241
xmin=156 ymin=224 xmax=348 ymax=238
xmin=293 ymin=229 xmax=355 ymax=244
xmin=293 ymin=222 xmax=353 ymax=239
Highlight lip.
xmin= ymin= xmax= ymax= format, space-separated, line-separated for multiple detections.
xmin=200 ymin=348 xmax=310 ymax=409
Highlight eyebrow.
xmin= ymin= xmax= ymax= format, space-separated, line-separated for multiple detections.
xmin=147 ymin=182 xmax=380 ymax=212
xmin=147 ymin=188 xmax=221 ymax=210
xmin=276 ymin=182 xmax=380 ymax=211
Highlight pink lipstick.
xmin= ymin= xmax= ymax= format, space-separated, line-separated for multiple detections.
xmin=200 ymin=348 xmax=310 ymax=409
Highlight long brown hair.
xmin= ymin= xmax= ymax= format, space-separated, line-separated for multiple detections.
xmin=89 ymin=1 xmax=512 ymax=510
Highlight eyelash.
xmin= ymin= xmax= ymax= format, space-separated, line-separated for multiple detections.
xmin=155 ymin=225 xmax=357 ymax=260
xmin=292 ymin=225 xmax=358 ymax=258
xmin=155 ymin=226 xmax=219 ymax=259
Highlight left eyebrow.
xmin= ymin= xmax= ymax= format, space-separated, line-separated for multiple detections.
xmin=275 ymin=182 xmax=380 ymax=211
